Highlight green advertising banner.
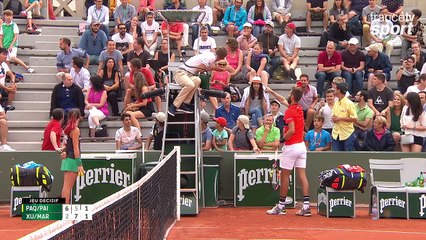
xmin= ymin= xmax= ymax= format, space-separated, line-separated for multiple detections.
xmin=72 ymin=153 xmax=136 ymax=204
xmin=407 ymin=187 xmax=426 ymax=219
xmin=317 ymin=187 xmax=355 ymax=218
xmin=378 ymin=191 xmax=408 ymax=219
xmin=234 ymin=154 xmax=295 ymax=207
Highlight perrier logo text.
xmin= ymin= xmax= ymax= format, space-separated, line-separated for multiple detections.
xmin=379 ymin=197 xmax=406 ymax=213
xmin=237 ymin=168 xmax=276 ymax=201
xmin=329 ymin=197 xmax=352 ymax=212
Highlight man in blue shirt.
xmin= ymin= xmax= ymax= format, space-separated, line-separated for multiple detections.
xmin=215 ymin=92 xmax=240 ymax=133
xmin=57 ymin=37 xmax=89 ymax=73
xmin=222 ymin=0 xmax=247 ymax=37
xmin=79 ymin=20 xmax=108 ymax=65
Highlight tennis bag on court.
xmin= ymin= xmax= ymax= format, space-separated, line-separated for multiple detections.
xmin=10 ymin=162 xmax=54 ymax=192
xmin=318 ymin=164 xmax=367 ymax=193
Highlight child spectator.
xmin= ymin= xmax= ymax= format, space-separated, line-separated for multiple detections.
xmin=316 ymin=89 xmax=335 ymax=134
xmin=145 ymin=112 xmax=165 ymax=150
xmin=42 ymin=108 xmax=64 ymax=151
xmin=304 ymin=115 xmax=332 ymax=151
xmin=212 ymin=117 xmax=228 ymax=151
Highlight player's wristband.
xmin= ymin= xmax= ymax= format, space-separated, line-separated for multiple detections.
xmin=75 ymin=158 xmax=82 ymax=166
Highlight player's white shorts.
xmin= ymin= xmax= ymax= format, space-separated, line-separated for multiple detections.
xmin=279 ymin=142 xmax=307 ymax=170
xmin=7 ymin=47 xmax=17 ymax=61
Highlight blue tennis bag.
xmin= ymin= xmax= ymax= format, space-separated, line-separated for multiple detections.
xmin=318 ymin=164 xmax=367 ymax=193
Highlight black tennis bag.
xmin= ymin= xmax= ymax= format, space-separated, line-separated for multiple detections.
xmin=10 ymin=165 xmax=54 ymax=192
xmin=318 ymin=165 xmax=367 ymax=193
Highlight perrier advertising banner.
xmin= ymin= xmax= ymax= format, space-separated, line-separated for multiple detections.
xmin=234 ymin=154 xmax=295 ymax=207
xmin=72 ymin=153 xmax=136 ymax=204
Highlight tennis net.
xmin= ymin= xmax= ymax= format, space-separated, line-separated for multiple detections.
xmin=22 ymin=147 xmax=181 ymax=240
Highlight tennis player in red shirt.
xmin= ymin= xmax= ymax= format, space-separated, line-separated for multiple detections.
xmin=267 ymin=87 xmax=311 ymax=216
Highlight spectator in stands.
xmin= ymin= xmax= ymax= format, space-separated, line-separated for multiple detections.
xmin=271 ymin=0 xmax=293 ymax=26
xmin=225 ymin=37 xmax=244 ymax=83
xmin=222 ymin=0 xmax=247 ymax=37
xmin=168 ymin=47 xmax=231 ymax=116
xmin=115 ymin=112 xmax=142 ymax=150
xmin=42 ymin=108 xmax=64 ymax=151
xmin=123 ymin=72 xmax=155 ymax=129
xmin=86 ymin=0 xmax=110 ymax=36
xmin=0 ymin=104 xmax=14 ymax=151
xmin=212 ymin=117 xmax=228 ymax=151
xmin=401 ymin=9 xmax=424 ymax=59
xmin=353 ymin=90 xmax=373 ymax=145
xmin=228 ymin=114 xmax=260 ymax=152
xmin=98 ymin=40 xmax=124 ymax=77
xmin=365 ymin=43 xmax=392 ymax=89
xmin=411 ymin=41 xmax=426 ymax=72
xmin=240 ymin=76 xmax=270 ymax=130
xmin=247 ymin=0 xmax=272 ymax=38
xmin=361 ymin=0 xmax=381 ymax=46
xmin=331 ymin=83 xmax=358 ymax=151
xmin=268 ymin=97 xmax=286 ymax=142
xmin=304 ymin=115 xmax=332 ymax=151
xmin=137 ymin=0 xmax=155 ymax=21
xmin=237 ymin=23 xmax=257 ymax=55
xmin=98 ymin=58 xmax=120 ymax=116
xmin=209 ymin=59 xmax=230 ymax=111
xmin=112 ymin=23 xmax=134 ymax=64
xmin=0 ymin=47 xmax=16 ymax=111
xmin=50 ymin=72 xmax=85 ymax=120
xmin=386 ymin=92 xmax=404 ymax=149
xmin=347 ymin=0 xmax=368 ymax=17
xmin=256 ymin=113 xmax=280 ymax=151
xmin=400 ymin=92 xmax=426 ymax=152
xmin=0 ymin=10 xmax=34 ymax=73
xmin=315 ymin=41 xmax=342 ymax=97
xmin=368 ymin=73 xmax=394 ymax=117
xmin=361 ymin=115 xmax=395 ymax=151
xmin=213 ymin=0 xmax=232 ymax=26
xmin=246 ymin=42 xmax=269 ymax=85
xmin=125 ymin=16 xmax=142 ymax=40
xmin=114 ymin=0 xmax=136 ymax=29
xmin=165 ymin=0 xmax=190 ymax=48
xmin=407 ymin=73 xmax=426 ymax=94
xmin=419 ymin=91 xmax=426 ymax=112
xmin=57 ymin=38 xmax=89 ymax=73
xmin=370 ymin=7 xmax=398 ymax=57
xmin=145 ymin=112 xmax=165 ymax=150
xmin=257 ymin=21 xmax=280 ymax=78
xmin=79 ymin=20 xmax=108 ymax=65
xmin=161 ymin=21 xmax=184 ymax=61
xmin=141 ymin=11 xmax=159 ymax=55
xmin=298 ymin=74 xmax=318 ymax=132
xmin=320 ymin=14 xmax=352 ymax=49
xmin=215 ymin=92 xmax=241 ymax=133
xmin=396 ymin=56 xmax=419 ymax=94
xmin=329 ymin=0 xmax=348 ymax=24
xmin=341 ymin=38 xmax=365 ymax=96
xmin=192 ymin=0 xmax=213 ymax=46
xmin=306 ymin=0 xmax=329 ymax=33
xmin=21 ymin=0 xmax=41 ymax=31
xmin=154 ymin=39 xmax=175 ymax=84
xmin=70 ymin=57 xmax=91 ymax=94
xmin=380 ymin=0 xmax=404 ymax=24
xmin=278 ymin=22 xmax=300 ymax=81
xmin=193 ymin=26 xmax=217 ymax=55
xmin=316 ymin=88 xmax=335 ymax=133
xmin=84 ymin=75 xmax=109 ymax=138
xmin=201 ymin=111 xmax=213 ymax=151
xmin=163 ymin=0 xmax=186 ymax=9
xmin=127 ymin=37 xmax=150 ymax=69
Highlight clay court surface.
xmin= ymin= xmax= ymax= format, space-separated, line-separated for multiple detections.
xmin=2 ymin=205 xmax=425 ymax=239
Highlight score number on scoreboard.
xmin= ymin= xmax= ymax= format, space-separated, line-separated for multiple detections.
xmin=62 ymin=204 xmax=92 ymax=220
xmin=21 ymin=198 xmax=92 ymax=221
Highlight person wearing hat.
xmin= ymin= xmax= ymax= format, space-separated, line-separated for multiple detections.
xmin=341 ymin=37 xmax=366 ymax=96
xmin=315 ymin=41 xmax=342 ymax=98
xmin=115 ymin=112 xmax=143 ymax=151
xmin=200 ymin=111 xmax=213 ymax=151
xmin=271 ymin=0 xmax=293 ymax=26
xmin=79 ymin=20 xmax=108 ymax=65
xmin=255 ymin=113 xmax=280 ymax=151
xmin=319 ymin=14 xmax=352 ymax=49
xmin=212 ymin=117 xmax=229 ymax=151
xmin=306 ymin=0 xmax=329 ymax=33
xmin=331 ymin=82 xmax=358 ymax=151
xmin=247 ymin=0 xmax=272 ymax=37
xmin=240 ymin=76 xmax=270 ymax=129
xmin=257 ymin=21 xmax=280 ymax=78
xmin=145 ymin=112 xmax=166 ymax=150
xmin=228 ymin=115 xmax=260 ymax=152
xmin=364 ymin=42 xmax=392 ymax=89
xmin=237 ymin=22 xmax=257 ymax=55
xmin=222 ymin=0 xmax=247 ymax=37
xmin=278 ymin=22 xmax=301 ymax=81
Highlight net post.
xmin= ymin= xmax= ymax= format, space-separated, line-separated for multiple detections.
xmin=175 ymin=146 xmax=181 ymax=220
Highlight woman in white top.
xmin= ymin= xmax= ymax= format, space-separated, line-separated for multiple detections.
xmin=400 ymin=92 xmax=426 ymax=152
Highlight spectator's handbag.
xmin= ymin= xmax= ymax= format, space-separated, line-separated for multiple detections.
xmin=400 ymin=134 xmax=414 ymax=145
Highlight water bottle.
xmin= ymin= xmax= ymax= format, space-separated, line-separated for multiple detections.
xmin=371 ymin=193 xmax=379 ymax=220
xmin=419 ymin=172 xmax=424 ymax=188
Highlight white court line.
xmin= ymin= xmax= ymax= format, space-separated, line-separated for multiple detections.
xmin=171 ymin=226 xmax=426 ymax=235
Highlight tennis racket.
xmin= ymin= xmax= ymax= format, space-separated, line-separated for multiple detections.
xmin=269 ymin=151 xmax=281 ymax=191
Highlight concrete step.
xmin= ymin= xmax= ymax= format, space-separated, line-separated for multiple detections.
xmin=7 ymin=110 xmax=50 ymax=121
xmin=8 ymin=141 xmax=42 ymax=151
xmin=8 ymin=130 xmax=44 ymax=142
xmin=14 ymin=91 xmax=51 ymax=101
xmin=18 ymin=35 xmax=80 ymax=47
xmin=8 ymin=120 xmax=49 ymax=128
xmin=28 ymin=57 xmax=57 ymax=66
xmin=18 ymin=82 xmax=56 ymax=90
xmin=18 ymin=49 xmax=58 ymax=57
xmin=21 ymin=73 xmax=57 ymax=83
xmin=11 ymin=65 xmax=58 ymax=74
xmin=40 ymin=26 xmax=80 ymax=36
xmin=13 ymin=101 xmax=50 ymax=110
xmin=14 ymin=18 xmax=83 ymax=27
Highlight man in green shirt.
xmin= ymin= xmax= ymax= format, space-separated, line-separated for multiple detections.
xmin=256 ymin=114 xmax=280 ymax=151
xmin=354 ymin=90 xmax=373 ymax=146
